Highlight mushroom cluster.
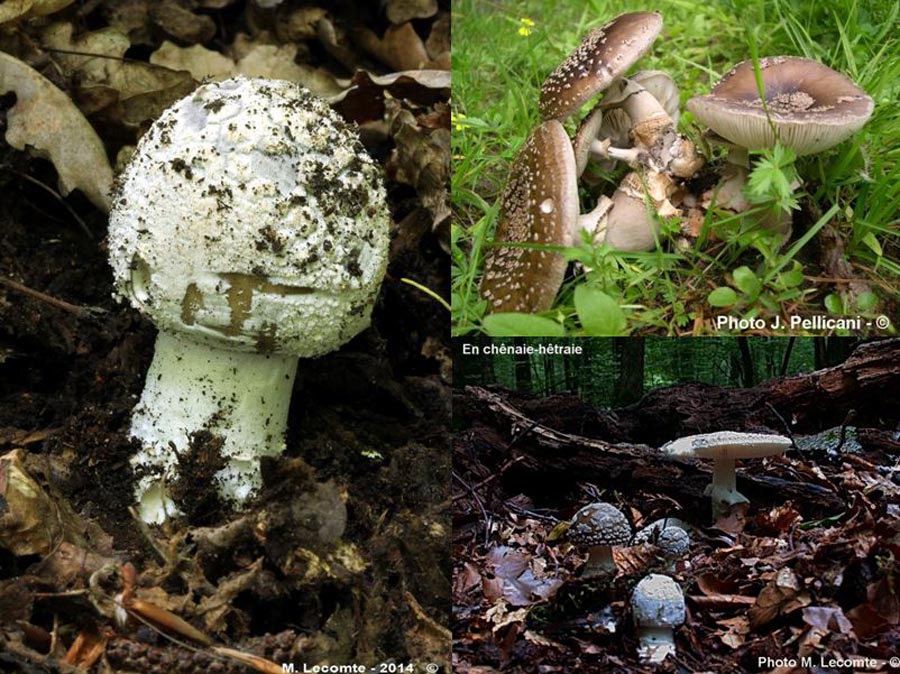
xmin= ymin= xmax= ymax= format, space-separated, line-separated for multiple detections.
xmin=480 ymin=12 xmax=874 ymax=315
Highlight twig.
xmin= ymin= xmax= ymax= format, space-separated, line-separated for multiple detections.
xmin=452 ymin=470 xmax=492 ymax=549
xmin=0 ymin=276 xmax=106 ymax=318
xmin=7 ymin=169 xmax=93 ymax=238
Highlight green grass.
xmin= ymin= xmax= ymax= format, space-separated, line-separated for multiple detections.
xmin=451 ymin=0 xmax=900 ymax=335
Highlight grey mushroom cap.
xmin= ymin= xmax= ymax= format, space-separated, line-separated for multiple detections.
xmin=568 ymin=501 xmax=632 ymax=547
xmin=631 ymin=574 xmax=686 ymax=628
xmin=686 ymin=56 xmax=874 ymax=155
xmin=480 ymin=120 xmax=578 ymax=314
xmin=635 ymin=517 xmax=692 ymax=542
xmin=655 ymin=527 xmax=691 ymax=557
xmin=662 ymin=431 xmax=791 ymax=460
xmin=539 ymin=12 xmax=663 ymax=121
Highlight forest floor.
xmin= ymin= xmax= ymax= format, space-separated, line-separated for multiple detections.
xmin=451 ymin=0 xmax=900 ymax=336
xmin=452 ymin=341 xmax=900 ymax=673
xmin=1 ymin=2 xmax=450 ymax=672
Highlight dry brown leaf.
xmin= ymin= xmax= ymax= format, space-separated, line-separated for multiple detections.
xmin=385 ymin=0 xmax=438 ymax=24
xmin=748 ymin=567 xmax=810 ymax=630
xmin=150 ymin=41 xmax=235 ymax=81
xmin=0 ymin=51 xmax=112 ymax=211
xmin=0 ymin=0 xmax=73 ymax=24
xmin=332 ymin=69 xmax=450 ymax=124
xmin=425 ymin=11 xmax=450 ymax=65
xmin=150 ymin=0 xmax=216 ymax=44
xmin=0 ymin=0 xmax=33 ymax=24
xmin=317 ymin=16 xmax=359 ymax=72
xmin=0 ymin=449 xmax=64 ymax=554
xmin=716 ymin=616 xmax=750 ymax=649
xmin=42 ymin=23 xmax=196 ymax=127
xmin=386 ymin=101 xmax=450 ymax=231
xmin=353 ymin=23 xmax=430 ymax=72
xmin=276 ymin=6 xmax=328 ymax=42
xmin=235 ymin=44 xmax=342 ymax=98
xmin=197 ymin=558 xmax=264 ymax=633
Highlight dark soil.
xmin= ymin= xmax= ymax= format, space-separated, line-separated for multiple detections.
xmin=0 ymin=2 xmax=450 ymax=671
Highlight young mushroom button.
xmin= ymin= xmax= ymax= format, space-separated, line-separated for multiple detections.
xmin=539 ymin=11 xmax=663 ymax=121
xmin=107 ymin=77 xmax=391 ymax=524
xmin=662 ymin=431 xmax=792 ymax=518
xmin=631 ymin=573 xmax=685 ymax=663
xmin=567 ymin=501 xmax=632 ymax=577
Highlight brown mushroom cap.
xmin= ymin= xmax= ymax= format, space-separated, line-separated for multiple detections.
xmin=568 ymin=501 xmax=632 ymax=547
xmin=480 ymin=120 xmax=577 ymax=313
xmin=539 ymin=12 xmax=663 ymax=121
xmin=686 ymin=56 xmax=873 ymax=155
xmin=663 ymin=431 xmax=791 ymax=460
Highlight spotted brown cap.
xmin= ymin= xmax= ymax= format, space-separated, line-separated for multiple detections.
xmin=539 ymin=12 xmax=663 ymax=121
xmin=686 ymin=56 xmax=874 ymax=155
xmin=480 ymin=120 xmax=577 ymax=314
xmin=568 ymin=502 xmax=632 ymax=547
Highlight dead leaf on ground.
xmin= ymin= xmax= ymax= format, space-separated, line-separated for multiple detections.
xmin=353 ymin=23 xmax=431 ymax=72
xmin=276 ymin=6 xmax=328 ymax=42
xmin=0 ymin=0 xmax=73 ymax=25
xmin=150 ymin=0 xmax=216 ymax=44
xmin=385 ymin=0 xmax=438 ymax=24
xmin=149 ymin=41 xmax=233 ymax=80
xmin=41 ymin=22 xmax=196 ymax=127
xmin=748 ymin=567 xmax=811 ymax=630
xmin=385 ymin=100 xmax=450 ymax=232
xmin=0 ymin=51 xmax=112 ymax=211
xmin=332 ymin=69 xmax=450 ymax=124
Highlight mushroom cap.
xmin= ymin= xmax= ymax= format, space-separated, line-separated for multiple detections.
xmin=601 ymin=70 xmax=680 ymax=123
xmin=539 ymin=12 xmax=663 ymax=121
xmin=634 ymin=517 xmax=692 ymax=543
xmin=480 ymin=120 xmax=577 ymax=313
xmin=655 ymin=527 xmax=691 ymax=557
xmin=568 ymin=501 xmax=632 ymax=547
xmin=108 ymin=77 xmax=390 ymax=358
xmin=686 ymin=56 xmax=873 ymax=155
xmin=662 ymin=431 xmax=791 ymax=460
xmin=634 ymin=517 xmax=691 ymax=547
xmin=631 ymin=574 xmax=685 ymax=628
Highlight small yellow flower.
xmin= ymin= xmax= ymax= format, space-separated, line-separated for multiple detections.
xmin=451 ymin=112 xmax=467 ymax=132
xmin=518 ymin=17 xmax=535 ymax=36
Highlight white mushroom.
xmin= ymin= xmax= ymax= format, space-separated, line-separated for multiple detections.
xmin=662 ymin=431 xmax=792 ymax=518
xmin=631 ymin=574 xmax=685 ymax=663
xmin=567 ymin=501 xmax=632 ymax=577
xmin=108 ymin=77 xmax=390 ymax=523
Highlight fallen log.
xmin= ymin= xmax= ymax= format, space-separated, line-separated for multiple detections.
xmin=462 ymin=387 xmax=846 ymax=516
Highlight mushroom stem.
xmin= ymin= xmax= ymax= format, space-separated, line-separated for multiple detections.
xmin=588 ymin=139 xmax=644 ymax=167
xmin=583 ymin=545 xmax=616 ymax=576
xmin=570 ymin=195 xmax=614 ymax=245
xmin=130 ymin=331 xmax=299 ymax=523
xmin=636 ymin=626 xmax=677 ymax=663
xmin=707 ymin=455 xmax=748 ymax=516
